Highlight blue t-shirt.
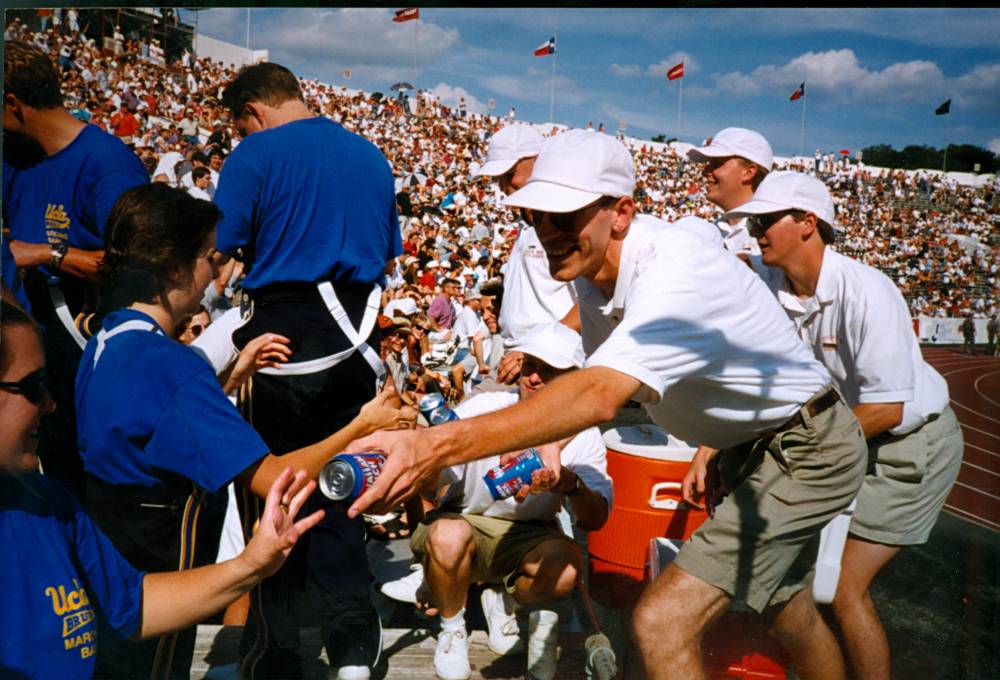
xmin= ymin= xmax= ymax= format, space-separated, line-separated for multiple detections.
xmin=0 ymin=474 xmax=145 ymax=679
xmin=3 ymin=124 xmax=148 ymax=280
xmin=75 ymin=309 xmax=269 ymax=490
xmin=214 ymin=117 xmax=402 ymax=290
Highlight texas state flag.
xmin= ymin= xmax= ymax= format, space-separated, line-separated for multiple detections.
xmin=534 ymin=36 xmax=556 ymax=57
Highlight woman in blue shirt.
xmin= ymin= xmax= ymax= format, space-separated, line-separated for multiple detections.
xmin=0 ymin=297 xmax=324 ymax=679
xmin=73 ymin=184 xmax=413 ymax=679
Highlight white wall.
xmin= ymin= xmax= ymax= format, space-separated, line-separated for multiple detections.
xmin=194 ymin=34 xmax=268 ymax=69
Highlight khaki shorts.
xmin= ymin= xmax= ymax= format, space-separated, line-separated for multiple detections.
xmin=674 ymin=395 xmax=867 ymax=613
xmin=851 ymin=406 xmax=963 ymax=545
xmin=410 ymin=511 xmax=575 ymax=593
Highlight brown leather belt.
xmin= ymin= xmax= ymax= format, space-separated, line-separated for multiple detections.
xmin=770 ymin=387 xmax=841 ymax=436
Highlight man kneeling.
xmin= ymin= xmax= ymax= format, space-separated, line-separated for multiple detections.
xmin=412 ymin=323 xmax=613 ymax=680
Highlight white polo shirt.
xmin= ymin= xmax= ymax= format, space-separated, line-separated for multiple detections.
xmin=714 ymin=216 xmax=761 ymax=256
xmin=440 ymin=391 xmax=613 ymax=521
xmin=763 ymin=249 xmax=949 ymax=435
xmin=499 ymin=221 xmax=577 ymax=342
xmin=579 ymin=214 xmax=831 ymax=449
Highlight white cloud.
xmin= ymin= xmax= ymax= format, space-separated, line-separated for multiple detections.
xmin=989 ymin=138 xmax=1000 ymax=155
xmin=479 ymin=71 xmax=588 ymax=109
xmin=256 ymin=8 xmax=459 ymax=69
xmin=712 ymin=49 xmax=946 ymax=104
xmin=952 ymin=63 xmax=1000 ymax=115
xmin=429 ymin=83 xmax=488 ymax=115
xmin=647 ymin=52 xmax=698 ymax=78
xmin=610 ymin=63 xmax=643 ymax=77
xmin=599 ymin=103 xmax=671 ymax=135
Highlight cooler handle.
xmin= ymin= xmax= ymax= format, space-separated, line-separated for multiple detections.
xmin=648 ymin=482 xmax=682 ymax=510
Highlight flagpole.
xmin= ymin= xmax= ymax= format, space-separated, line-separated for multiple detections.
xmin=413 ymin=18 xmax=418 ymax=86
xmin=943 ymin=107 xmax=950 ymax=174
xmin=677 ymin=69 xmax=684 ymax=141
xmin=549 ymin=34 xmax=557 ymax=123
xmin=799 ymin=85 xmax=806 ymax=159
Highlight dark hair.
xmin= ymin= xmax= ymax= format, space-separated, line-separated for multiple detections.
xmin=192 ymin=166 xmax=210 ymax=182
xmin=222 ymin=62 xmax=303 ymax=120
xmin=1 ymin=297 xmax=39 ymax=373
xmin=442 ymin=278 xmax=460 ymax=287
xmin=4 ymin=41 xmax=62 ymax=109
xmin=99 ymin=184 xmax=222 ymax=312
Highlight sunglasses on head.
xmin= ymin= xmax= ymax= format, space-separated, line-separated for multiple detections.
xmin=0 ymin=368 xmax=50 ymax=406
xmin=747 ymin=210 xmax=805 ymax=237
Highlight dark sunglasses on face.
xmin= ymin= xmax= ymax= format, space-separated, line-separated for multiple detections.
xmin=747 ymin=210 xmax=804 ymax=237
xmin=0 ymin=367 xmax=50 ymax=406
xmin=535 ymin=196 xmax=618 ymax=233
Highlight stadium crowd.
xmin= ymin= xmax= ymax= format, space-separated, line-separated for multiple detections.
xmin=0 ymin=13 xmax=993 ymax=680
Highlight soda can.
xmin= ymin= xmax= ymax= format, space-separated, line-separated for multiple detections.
xmin=483 ymin=448 xmax=544 ymax=500
xmin=319 ymin=452 xmax=386 ymax=502
xmin=428 ymin=405 xmax=459 ymax=426
xmin=418 ymin=393 xmax=446 ymax=422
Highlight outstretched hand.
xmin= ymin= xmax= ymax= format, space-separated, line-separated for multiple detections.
xmin=358 ymin=382 xmax=419 ymax=433
xmin=242 ymin=467 xmax=325 ymax=579
xmin=227 ymin=333 xmax=292 ymax=391
xmin=344 ymin=429 xmax=439 ymax=518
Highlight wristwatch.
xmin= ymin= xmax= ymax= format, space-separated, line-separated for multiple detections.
xmin=50 ymin=242 xmax=68 ymax=270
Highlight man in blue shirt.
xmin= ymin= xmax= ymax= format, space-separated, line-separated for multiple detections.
xmin=2 ymin=41 xmax=148 ymax=500
xmin=215 ymin=62 xmax=401 ymax=680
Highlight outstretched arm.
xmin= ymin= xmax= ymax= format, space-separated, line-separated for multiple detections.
xmin=136 ymin=468 xmax=323 ymax=639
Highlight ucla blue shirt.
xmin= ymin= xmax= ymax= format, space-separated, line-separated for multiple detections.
xmin=214 ymin=117 xmax=402 ymax=290
xmin=75 ymin=309 xmax=269 ymax=491
xmin=0 ymin=474 xmax=144 ymax=679
xmin=3 ymin=125 xmax=148 ymax=279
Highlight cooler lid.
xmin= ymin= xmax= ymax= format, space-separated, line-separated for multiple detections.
xmin=602 ymin=424 xmax=698 ymax=461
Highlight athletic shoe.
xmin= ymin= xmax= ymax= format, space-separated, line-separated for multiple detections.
xmin=434 ymin=628 xmax=471 ymax=680
xmin=324 ymin=595 xmax=382 ymax=678
xmin=480 ymin=586 xmax=524 ymax=655
xmin=380 ymin=563 xmax=424 ymax=604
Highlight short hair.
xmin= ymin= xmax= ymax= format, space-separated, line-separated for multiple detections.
xmin=222 ymin=62 xmax=303 ymax=120
xmin=191 ymin=151 xmax=209 ymax=165
xmin=789 ymin=210 xmax=835 ymax=245
xmin=4 ymin=41 xmax=62 ymax=109
xmin=442 ymin=278 xmax=460 ymax=288
xmin=192 ymin=166 xmax=210 ymax=182
xmin=0 ymin=297 xmax=39 ymax=374
xmin=99 ymin=184 xmax=222 ymax=312
xmin=738 ymin=158 xmax=770 ymax=191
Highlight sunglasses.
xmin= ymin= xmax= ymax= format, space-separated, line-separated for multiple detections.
xmin=533 ymin=197 xmax=618 ymax=233
xmin=747 ymin=210 xmax=804 ymax=237
xmin=0 ymin=368 xmax=50 ymax=406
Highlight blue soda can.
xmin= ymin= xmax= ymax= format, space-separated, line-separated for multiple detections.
xmin=428 ymin=405 xmax=459 ymax=426
xmin=483 ymin=448 xmax=544 ymax=500
xmin=319 ymin=452 xmax=386 ymax=502
xmin=418 ymin=393 xmax=446 ymax=422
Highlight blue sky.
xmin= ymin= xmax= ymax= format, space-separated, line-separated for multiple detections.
xmin=182 ymin=7 xmax=1000 ymax=158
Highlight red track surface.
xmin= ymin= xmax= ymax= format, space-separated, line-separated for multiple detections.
xmin=923 ymin=347 xmax=1000 ymax=532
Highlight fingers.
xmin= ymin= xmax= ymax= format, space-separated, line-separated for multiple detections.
xmin=292 ymin=508 xmax=326 ymax=535
xmin=265 ymin=467 xmax=295 ymax=514
xmin=286 ymin=475 xmax=316 ymax=518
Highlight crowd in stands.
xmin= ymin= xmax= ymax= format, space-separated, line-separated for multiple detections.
xmin=5 ymin=14 xmax=997 ymax=353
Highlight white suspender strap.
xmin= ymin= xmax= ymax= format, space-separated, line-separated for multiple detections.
xmin=258 ymin=282 xmax=386 ymax=379
xmin=48 ymin=281 xmax=88 ymax=350
xmin=93 ymin=320 xmax=159 ymax=368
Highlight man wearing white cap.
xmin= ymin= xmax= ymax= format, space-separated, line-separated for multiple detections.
xmin=726 ymin=171 xmax=964 ymax=680
xmin=348 ymin=130 xmax=867 ymax=679
xmin=472 ymin=123 xmax=580 ymax=383
xmin=409 ymin=323 xmax=611 ymax=680
xmin=687 ymin=127 xmax=774 ymax=256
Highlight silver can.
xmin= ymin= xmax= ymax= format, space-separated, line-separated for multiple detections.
xmin=319 ymin=458 xmax=356 ymax=501
xmin=418 ymin=392 xmax=446 ymax=421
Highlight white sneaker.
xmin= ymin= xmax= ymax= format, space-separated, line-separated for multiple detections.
xmin=434 ymin=628 xmax=471 ymax=680
xmin=527 ymin=610 xmax=558 ymax=680
xmin=380 ymin=563 xmax=424 ymax=604
xmin=335 ymin=666 xmax=370 ymax=680
xmin=480 ymin=586 xmax=524 ymax=655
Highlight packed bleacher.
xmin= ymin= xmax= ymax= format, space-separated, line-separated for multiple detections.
xmin=6 ymin=14 xmax=995 ymax=339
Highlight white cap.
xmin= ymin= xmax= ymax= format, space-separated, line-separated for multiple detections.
xmin=465 ymin=290 xmax=482 ymax=301
xmin=514 ymin=322 xmax=586 ymax=370
xmin=503 ymin=130 xmax=635 ymax=213
xmin=686 ymin=127 xmax=774 ymax=171
xmin=473 ymin=124 xmax=545 ymax=177
xmin=725 ymin=171 xmax=837 ymax=226
xmin=426 ymin=259 xmax=440 ymax=269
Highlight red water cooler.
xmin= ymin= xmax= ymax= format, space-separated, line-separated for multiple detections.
xmin=589 ymin=425 xmax=790 ymax=680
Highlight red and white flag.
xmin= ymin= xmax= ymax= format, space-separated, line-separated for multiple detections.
xmin=667 ymin=62 xmax=684 ymax=81
xmin=393 ymin=7 xmax=419 ymax=23
xmin=789 ymin=82 xmax=805 ymax=101
xmin=534 ymin=36 xmax=556 ymax=57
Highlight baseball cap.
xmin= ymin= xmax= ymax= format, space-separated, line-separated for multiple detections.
xmin=514 ymin=322 xmax=586 ymax=370
xmin=503 ymin=130 xmax=635 ymax=213
xmin=465 ymin=290 xmax=482 ymax=301
xmin=473 ymin=124 xmax=545 ymax=177
xmin=426 ymin=259 xmax=440 ymax=269
xmin=686 ymin=127 xmax=774 ymax=171
xmin=725 ymin=171 xmax=836 ymax=226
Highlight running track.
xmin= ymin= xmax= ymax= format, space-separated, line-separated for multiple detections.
xmin=923 ymin=347 xmax=1000 ymax=532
